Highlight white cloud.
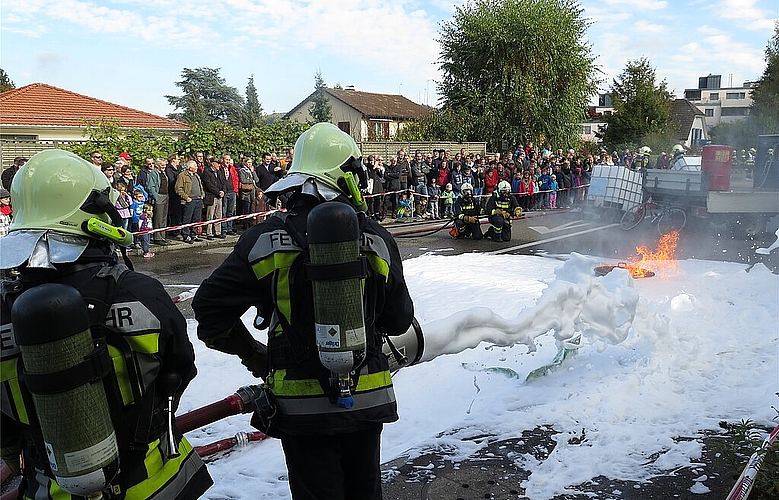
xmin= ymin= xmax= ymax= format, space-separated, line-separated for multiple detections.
xmin=715 ymin=0 xmax=778 ymax=30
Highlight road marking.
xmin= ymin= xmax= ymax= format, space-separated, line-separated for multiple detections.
xmin=529 ymin=221 xmax=591 ymax=234
xmin=486 ymin=223 xmax=621 ymax=255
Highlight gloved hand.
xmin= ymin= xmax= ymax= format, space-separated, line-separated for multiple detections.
xmin=514 ymin=207 xmax=523 ymax=217
xmin=464 ymin=215 xmax=477 ymax=224
xmin=500 ymin=210 xmax=511 ymax=219
xmin=240 ymin=341 xmax=268 ymax=379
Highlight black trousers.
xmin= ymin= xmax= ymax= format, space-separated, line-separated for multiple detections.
xmin=280 ymin=425 xmax=383 ymax=500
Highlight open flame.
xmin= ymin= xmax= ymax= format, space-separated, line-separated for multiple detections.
xmin=627 ymin=231 xmax=680 ymax=277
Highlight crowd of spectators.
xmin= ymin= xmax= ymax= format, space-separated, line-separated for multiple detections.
xmin=360 ymin=144 xmax=597 ymax=221
xmin=0 ymin=143 xmax=607 ymax=244
xmin=86 ymin=149 xmax=293 ymax=253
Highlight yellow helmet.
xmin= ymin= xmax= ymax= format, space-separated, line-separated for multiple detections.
xmin=266 ymin=123 xmax=367 ymax=208
xmin=0 ymin=149 xmax=130 ymax=270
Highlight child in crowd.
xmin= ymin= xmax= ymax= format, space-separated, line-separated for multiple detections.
xmin=396 ymin=191 xmax=412 ymax=219
xmin=441 ymin=183 xmax=455 ymax=218
xmin=427 ymin=181 xmax=441 ymax=219
xmin=549 ymin=175 xmax=559 ymax=208
xmin=0 ymin=188 xmax=12 ymax=238
xmin=114 ymin=182 xmax=132 ymax=231
xmin=251 ymin=188 xmax=268 ymax=226
xmin=416 ymin=196 xmax=429 ymax=219
xmin=138 ymin=203 xmax=155 ymax=258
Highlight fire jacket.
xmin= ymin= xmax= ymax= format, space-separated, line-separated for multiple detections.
xmin=0 ymin=247 xmax=213 ymax=500
xmin=194 ymin=197 xmax=415 ymax=436
xmin=485 ymin=192 xmax=521 ymax=227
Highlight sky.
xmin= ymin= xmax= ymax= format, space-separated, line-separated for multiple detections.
xmin=2 ymin=1 xmax=777 ymax=119
xmin=176 ymin=237 xmax=779 ymax=499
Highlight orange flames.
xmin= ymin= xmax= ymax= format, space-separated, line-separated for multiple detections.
xmin=627 ymin=231 xmax=680 ymax=277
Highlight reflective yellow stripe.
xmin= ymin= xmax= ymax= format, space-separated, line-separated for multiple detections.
xmin=108 ymin=345 xmax=134 ymax=405
xmin=253 ymin=251 xmax=299 ymax=280
xmin=1 ymin=358 xmax=29 ymax=424
xmin=271 ymin=369 xmax=393 ymax=397
xmin=125 ymin=333 xmax=160 ymax=354
xmin=125 ymin=436 xmax=196 ymax=499
xmin=366 ymin=254 xmax=389 ymax=280
xmin=270 ymin=369 xmax=325 ymax=396
xmin=252 ymin=252 xmax=299 ymax=328
xmin=355 ymin=370 xmax=393 ymax=391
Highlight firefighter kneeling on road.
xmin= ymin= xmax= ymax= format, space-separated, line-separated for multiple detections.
xmin=484 ymin=180 xmax=522 ymax=242
xmin=192 ymin=122 xmax=415 ymax=500
xmin=453 ymin=182 xmax=482 ymax=240
xmin=0 ymin=149 xmax=213 ymax=499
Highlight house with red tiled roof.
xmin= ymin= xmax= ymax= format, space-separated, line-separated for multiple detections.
xmin=0 ymin=83 xmax=189 ymax=142
xmin=284 ymin=87 xmax=430 ymax=142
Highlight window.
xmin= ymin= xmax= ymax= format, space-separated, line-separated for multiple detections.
xmin=691 ymin=129 xmax=702 ymax=144
xmin=721 ymin=107 xmax=750 ymax=116
xmin=705 ymin=109 xmax=714 ymax=117
xmin=725 ymin=92 xmax=746 ymax=99
xmin=709 ymin=93 xmax=719 ymax=100
xmin=583 ymin=125 xmax=591 ymax=134
xmin=337 ymin=121 xmax=350 ymax=134
xmin=0 ymin=134 xmax=37 ymax=140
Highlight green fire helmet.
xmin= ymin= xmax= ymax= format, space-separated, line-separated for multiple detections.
xmin=265 ymin=123 xmax=367 ymax=208
xmin=672 ymin=144 xmax=685 ymax=155
xmin=498 ymin=180 xmax=511 ymax=194
xmin=0 ymin=149 xmax=128 ymax=270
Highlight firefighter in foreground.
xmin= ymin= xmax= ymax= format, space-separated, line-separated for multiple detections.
xmin=192 ymin=123 xmax=415 ymax=500
xmin=452 ymin=182 xmax=483 ymax=240
xmin=484 ymin=180 xmax=522 ymax=242
xmin=0 ymin=149 xmax=213 ymax=499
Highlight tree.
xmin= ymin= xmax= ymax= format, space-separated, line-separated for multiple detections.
xmin=750 ymin=21 xmax=779 ymax=134
xmin=166 ymin=67 xmax=244 ymax=126
xmin=437 ymin=0 xmax=598 ymax=151
xmin=309 ymin=70 xmax=332 ymax=123
xmin=600 ymin=58 xmax=673 ymax=148
xmin=243 ymin=75 xmax=264 ymax=129
xmin=0 ymin=68 xmax=14 ymax=93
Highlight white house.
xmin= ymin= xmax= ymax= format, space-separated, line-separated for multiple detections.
xmin=284 ymin=87 xmax=429 ymax=142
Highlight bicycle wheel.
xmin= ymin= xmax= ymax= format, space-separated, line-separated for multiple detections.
xmin=657 ymin=208 xmax=686 ymax=235
xmin=620 ymin=204 xmax=646 ymax=230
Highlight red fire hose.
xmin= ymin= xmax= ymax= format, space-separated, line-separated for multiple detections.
xmin=176 ymin=384 xmax=262 ymax=433
xmin=196 ymin=431 xmax=268 ymax=457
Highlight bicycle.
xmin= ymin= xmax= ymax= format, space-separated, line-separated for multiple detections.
xmin=620 ymin=197 xmax=686 ymax=235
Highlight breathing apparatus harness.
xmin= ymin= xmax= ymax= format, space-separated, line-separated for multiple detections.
xmin=2 ymin=262 xmax=177 ymax=498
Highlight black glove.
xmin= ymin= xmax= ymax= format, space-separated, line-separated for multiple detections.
xmin=240 ymin=341 xmax=268 ymax=379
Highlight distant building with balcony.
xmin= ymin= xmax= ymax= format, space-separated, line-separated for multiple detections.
xmin=684 ymin=74 xmax=755 ymax=129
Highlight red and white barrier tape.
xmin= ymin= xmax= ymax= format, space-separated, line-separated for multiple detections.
xmin=725 ymin=424 xmax=779 ymax=500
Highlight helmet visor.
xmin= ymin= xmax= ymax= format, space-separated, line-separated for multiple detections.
xmin=0 ymin=230 xmax=90 ymax=269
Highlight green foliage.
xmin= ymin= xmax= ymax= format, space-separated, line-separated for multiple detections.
xmin=309 ymin=70 xmax=332 ymax=123
xmin=177 ymin=120 xmax=309 ymax=159
xmin=750 ymin=22 xmax=779 ymax=134
xmin=396 ymin=107 xmax=474 ymax=142
xmin=709 ymin=120 xmax=761 ymax=152
xmin=243 ymin=75 xmax=264 ymax=129
xmin=437 ymin=0 xmax=599 ymax=150
xmin=600 ymin=58 xmax=673 ymax=149
xmin=65 ymin=118 xmax=307 ymax=171
xmin=65 ymin=118 xmax=177 ymax=172
xmin=166 ymin=67 xmax=245 ymax=126
xmin=0 ymin=68 xmax=14 ymax=93
xmin=715 ymin=419 xmax=779 ymax=499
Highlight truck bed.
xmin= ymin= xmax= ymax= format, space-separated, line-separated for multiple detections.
xmin=644 ymin=168 xmax=779 ymax=215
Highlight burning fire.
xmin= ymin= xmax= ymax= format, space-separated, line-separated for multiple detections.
xmin=628 ymin=231 xmax=680 ymax=277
